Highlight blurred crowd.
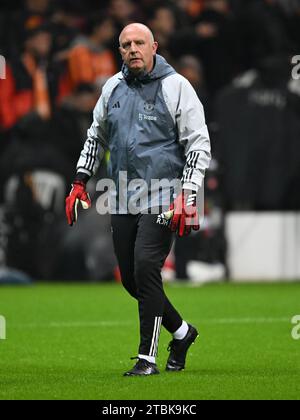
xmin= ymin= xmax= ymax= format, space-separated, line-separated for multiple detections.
xmin=0 ymin=0 xmax=300 ymax=282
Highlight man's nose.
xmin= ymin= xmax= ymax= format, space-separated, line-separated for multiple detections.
xmin=129 ymin=42 xmax=137 ymax=52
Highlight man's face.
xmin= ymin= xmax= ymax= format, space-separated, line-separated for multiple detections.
xmin=26 ymin=31 xmax=52 ymax=58
xmin=119 ymin=25 xmax=158 ymax=74
xmin=94 ymin=19 xmax=116 ymax=45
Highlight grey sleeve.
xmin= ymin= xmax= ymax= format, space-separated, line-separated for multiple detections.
xmin=162 ymin=74 xmax=211 ymax=191
xmin=76 ymin=95 xmax=108 ymax=177
xmin=76 ymin=72 xmax=123 ymax=177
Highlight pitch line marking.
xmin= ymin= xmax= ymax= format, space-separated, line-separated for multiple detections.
xmin=202 ymin=317 xmax=290 ymax=325
xmin=9 ymin=317 xmax=290 ymax=329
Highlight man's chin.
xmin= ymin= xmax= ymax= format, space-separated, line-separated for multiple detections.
xmin=129 ymin=64 xmax=146 ymax=74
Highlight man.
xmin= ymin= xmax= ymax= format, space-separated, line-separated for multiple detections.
xmin=67 ymin=15 xmax=117 ymax=90
xmin=0 ymin=24 xmax=53 ymax=130
xmin=65 ymin=23 xmax=211 ymax=376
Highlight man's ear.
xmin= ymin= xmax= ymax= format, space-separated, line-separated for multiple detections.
xmin=152 ymin=41 xmax=158 ymax=55
xmin=119 ymin=46 xmax=124 ymax=58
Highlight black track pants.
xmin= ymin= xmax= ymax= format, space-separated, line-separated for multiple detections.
xmin=111 ymin=214 xmax=183 ymax=357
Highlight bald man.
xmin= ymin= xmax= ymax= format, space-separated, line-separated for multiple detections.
xmin=66 ymin=23 xmax=211 ymax=376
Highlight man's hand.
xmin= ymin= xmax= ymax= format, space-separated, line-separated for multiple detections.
xmin=65 ymin=181 xmax=91 ymax=226
xmin=169 ymin=190 xmax=200 ymax=237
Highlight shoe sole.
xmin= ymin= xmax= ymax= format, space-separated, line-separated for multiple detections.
xmin=165 ymin=333 xmax=199 ymax=372
xmin=124 ymin=371 xmax=160 ymax=377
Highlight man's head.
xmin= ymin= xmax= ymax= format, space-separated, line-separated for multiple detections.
xmin=177 ymin=55 xmax=204 ymax=89
xmin=150 ymin=6 xmax=176 ymax=37
xmin=86 ymin=15 xmax=116 ymax=46
xmin=26 ymin=0 xmax=50 ymax=14
xmin=24 ymin=25 xmax=52 ymax=59
xmin=119 ymin=23 xmax=158 ymax=75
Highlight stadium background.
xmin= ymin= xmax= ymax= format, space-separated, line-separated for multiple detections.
xmin=0 ymin=0 xmax=300 ymax=401
xmin=1 ymin=0 xmax=300 ymax=284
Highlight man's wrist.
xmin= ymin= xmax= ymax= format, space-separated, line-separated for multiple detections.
xmin=74 ymin=172 xmax=90 ymax=185
xmin=183 ymin=189 xmax=197 ymax=197
xmin=182 ymin=182 xmax=199 ymax=193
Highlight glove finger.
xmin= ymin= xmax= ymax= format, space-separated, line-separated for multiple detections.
xmin=66 ymin=196 xmax=75 ymax=226
xmin=191 ymin=213 xmax=200 ymax=231
xmin=178 ymin=214 xmax=186 ymax=237
xmin=163 ymin=209 xmax=174 ymax=222
xmin=73 ymin=198 xmax=79 ymax=224
xmin=167 ymin=202 xmax=175 ymax=229
xmin=80 ymin=192 xmax=91 ymax=209
xmin=185 ymin=205 xmax=196 ymax=217
xmin=184 ymin=224 xmax=192 ymax=236
xmin=80 ymin=199 xmax=91 ymax=210
xmin=170 ymin=213 xmax=179 ymax=232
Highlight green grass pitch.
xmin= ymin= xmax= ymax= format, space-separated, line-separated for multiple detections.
xmin=0 ymin=282 xmax=300 ymax=400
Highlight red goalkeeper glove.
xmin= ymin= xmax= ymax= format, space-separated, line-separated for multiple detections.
xmin=65 ymin=181 xmax=91 ymax=226
xmin=169 ymin=190 xmax=200 ymax=237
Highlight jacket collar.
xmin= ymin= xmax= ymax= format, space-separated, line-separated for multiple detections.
xmin=122 ymin=55 xmax=175 ymax=84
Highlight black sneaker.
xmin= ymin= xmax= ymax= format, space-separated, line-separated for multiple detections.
xmin=124 ymin=357 xmax=160 ymax=376
xmin=166 ymin=324 xmax=199 ymax=371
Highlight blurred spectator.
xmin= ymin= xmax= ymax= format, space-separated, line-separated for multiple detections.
xmin=175 ymin=0 xmax=204 ymax=19
xmin=0 ymin=24 xmax=64 ymax=131
xmin=171 ymin=0 xmax=242 ymax=94
xmin=176 ymin=55 xmax=210 ymax=119
xmin=25 ymin=0 xmax=50 ymax=14
xmin=49 ymin=5 xmax=83 ymax=56
xmin=274 ymin=0 xmax=300 ymax=16
xmin=215 ymin=54 xmax=300 ymax=210
xmin=148 ymin=3 xmax=178 ymax=64
xmin=0 ymin=86 xmax=98 ymax=197
xmin=108 ymin=0 xmax=143 ymax=68
xmin=6 ymin=0 xmax=52 ymax=57
xmin=273 ymin=0 xmax=300 ymax=56
xmin=4 ymin=169 xmax=66 ymax=280
xmin=50 ymin=83 xmax=99 ymax=182
xmin=108 ymin=0 xmax=140 ymax=28
xmin=238 ymin=0 xmax=296 ymax=70
xmin=67 ymin=15 xmax=117 ymax=90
